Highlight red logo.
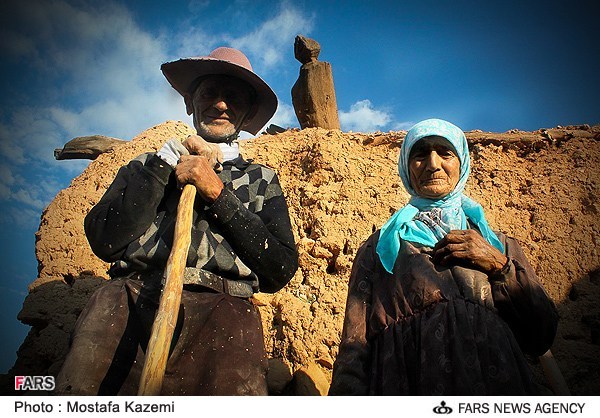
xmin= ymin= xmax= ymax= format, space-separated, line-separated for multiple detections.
xmin=14 ymin=376 xmax=55 ymax=391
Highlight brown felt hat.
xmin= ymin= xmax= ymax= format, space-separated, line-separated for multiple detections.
xmin=161 ymin=47 xmax=278 ymax=135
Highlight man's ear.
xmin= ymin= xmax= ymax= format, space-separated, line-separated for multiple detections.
xmin=184 ymin=94 xmax=193 ymax=115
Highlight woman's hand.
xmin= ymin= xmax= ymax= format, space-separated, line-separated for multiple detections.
xmin=432 ymin=229 xmax=508 ymax=275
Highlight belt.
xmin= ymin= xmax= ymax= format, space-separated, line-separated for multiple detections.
xmin=183 ymin=267 xmax=255 ymax=298
xmin=116 ymin=268 xmax=255 ymax=299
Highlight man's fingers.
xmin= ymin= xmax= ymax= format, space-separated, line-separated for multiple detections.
xmin=183 ymin=135 xmax=224 ymax=163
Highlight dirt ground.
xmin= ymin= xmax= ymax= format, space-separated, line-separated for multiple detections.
xmin=4 ymin=121 xmax=599 ymax=395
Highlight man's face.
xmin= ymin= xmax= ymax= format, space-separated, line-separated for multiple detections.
xmin=185 ymin=75 xmax=254 ymax=142
xmin=408 ymin=135 xmax=461 ymax=199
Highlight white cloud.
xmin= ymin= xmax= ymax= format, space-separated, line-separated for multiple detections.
xmin=237 ymin=101 xmax=297 ymax=140
xmin=237 ymin=101 xmax=297 ymax=139
xmin=0 ymin=171 xmax=66 ymax=233
xmin=0 ymin=163 xmax=16 ymax=186
xmin=270 ymin=102 xmax=297 ymax=129
xmin=48 ymin=90 xmax=187 ymax=141
xmin=0 ymin=172 xmax=54 ymax=210
xmin=0 ymin=0 xmax=181 ymax=163
xmin=229 ymin=5 xmax=314 ymax=72
xmin=0 ymin=206 xmax=41 ymax=228
xmin=339 ymin=99 xmax=393 ymax=132
xmin=392 ymin=121 xmax=415 ymax=131
xmin=172 ymin=3 xmax=314 ymax=75
xmin=1 ymin=1 xmax=312 ymax=139
xmin=170 ymin=23 xmax=217 ymax=60
xmin=1 ymin=108 xmax=70 ymax=166
xmin=0 ymin=122 xmax=26 ymax=165
xmin=0 ymin=163 xmax=17 ymax=201
xmin=3 ymin=1 xmax=156 ymax=79
xmin=0 ymin=0 xmax=176 ymax=213
xmin=11 ymin=188 xmax=45 ymax=210
xmin=0 ymin=182 xmax=10 ymax=200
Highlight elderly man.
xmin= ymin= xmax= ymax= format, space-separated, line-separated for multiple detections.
xmin=56 ymin=47 xmax=298 ymax=395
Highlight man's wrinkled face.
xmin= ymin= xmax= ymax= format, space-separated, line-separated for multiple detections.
xmin=185 ymin=75 xmax=254 ymax=142
xmin=408 ymin=135 xmax=461 ymax=199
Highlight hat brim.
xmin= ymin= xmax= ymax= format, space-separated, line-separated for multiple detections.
xmin=161 ymin=57 xmax=278 ymax=135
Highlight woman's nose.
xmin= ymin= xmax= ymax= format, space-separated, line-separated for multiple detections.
xmin=425 ymin=152 xmax=442 ymax=170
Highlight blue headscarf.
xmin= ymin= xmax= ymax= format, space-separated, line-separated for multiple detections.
xmin=376 ymin=118 xmax=504 ymax=273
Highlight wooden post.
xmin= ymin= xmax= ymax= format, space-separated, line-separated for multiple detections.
xmin=137 ymin=184 xmax=196 ymax=395
xmin=291 ymin=35 xmax=340 ymax=130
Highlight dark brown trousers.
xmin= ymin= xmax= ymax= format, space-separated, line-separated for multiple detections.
xmin=55 ymin=278 xmax=268 ymax=395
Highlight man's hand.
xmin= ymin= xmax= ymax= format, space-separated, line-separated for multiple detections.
xmin=182 ymin=135 xmax=223 ymax=171
xmin=432 ymin=229 xmax=508 ymax=275
xmin=175 ymin=155 xmax=224 ymax=203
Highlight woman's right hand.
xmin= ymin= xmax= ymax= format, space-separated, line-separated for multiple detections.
xmin=432 ymin=229 xmax=508 ymax=275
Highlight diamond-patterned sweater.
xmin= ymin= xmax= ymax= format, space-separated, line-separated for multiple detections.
xmin=84 ymin=153 xmax=298 ymax=293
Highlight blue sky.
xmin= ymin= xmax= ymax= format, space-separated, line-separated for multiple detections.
xmin=0 ymin=0 xmax=598 ymax=373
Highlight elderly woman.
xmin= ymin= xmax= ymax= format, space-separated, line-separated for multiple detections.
xmin=329 ymin=119 xmax=558 ymax=395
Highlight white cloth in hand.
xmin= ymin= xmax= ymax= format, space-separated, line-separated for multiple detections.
xmin=156 ymin=139 xmax=190 ymax=168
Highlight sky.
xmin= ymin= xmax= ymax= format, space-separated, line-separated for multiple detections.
xmin=0 ymin=0 xmax=598 ymax=374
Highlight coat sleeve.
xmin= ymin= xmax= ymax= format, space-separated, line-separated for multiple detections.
xmin=328 ymin=237 xmax=374 ymax=395
xmin=207 ymin=171 xmax=298 ymax=293
xmin=84 ymin=154 xmax=173 ymax=262
xmin=490 ymin=236 xmax=559 ymax=356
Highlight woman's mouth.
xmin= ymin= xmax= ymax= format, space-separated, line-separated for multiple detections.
xmin=422 ymin=177 xmax=447 ymax=184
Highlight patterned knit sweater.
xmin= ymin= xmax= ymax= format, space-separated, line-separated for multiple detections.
xmin=84 ymin=153 xmax=298 ymax=294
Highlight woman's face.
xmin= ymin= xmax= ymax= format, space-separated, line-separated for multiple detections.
xmin=408 ymin=135 xmax=461 ymax=199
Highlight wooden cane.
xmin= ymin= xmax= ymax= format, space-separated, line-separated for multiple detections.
xmin=138 ymin=184 xmax=196 ymax=395
xmin=539 ymin=349 xmax=571 ymax=395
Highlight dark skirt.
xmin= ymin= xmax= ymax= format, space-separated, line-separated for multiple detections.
xmin=368 ymin=298 xmax=539 ymax=395
xmin=55 ymin=278 xmax=268 ymax=395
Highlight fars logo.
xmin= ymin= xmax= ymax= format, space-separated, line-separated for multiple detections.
xmin=15 ymin=376 xmax=55 ymax=391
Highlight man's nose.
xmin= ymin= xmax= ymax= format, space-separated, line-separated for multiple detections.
xmin=213 ymin=98 xmax=228 ymax=111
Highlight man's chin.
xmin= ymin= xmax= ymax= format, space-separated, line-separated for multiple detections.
xmin=196 ymin=123 xmax=237 ymax=143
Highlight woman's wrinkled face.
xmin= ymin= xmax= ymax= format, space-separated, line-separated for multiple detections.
xmin=408 ymin=135 xmax=460 ymax=199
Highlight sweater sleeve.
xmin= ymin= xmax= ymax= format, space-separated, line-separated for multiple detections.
xmin=329 ymin=236 xmax=374 ymax=395
xmin=84 ymin=154 xmax=173 ymax=262
xmin=490 ymin=236 xmax=559 ymax=356
xmin=208 ymin=172 xmax=298 ymax=293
